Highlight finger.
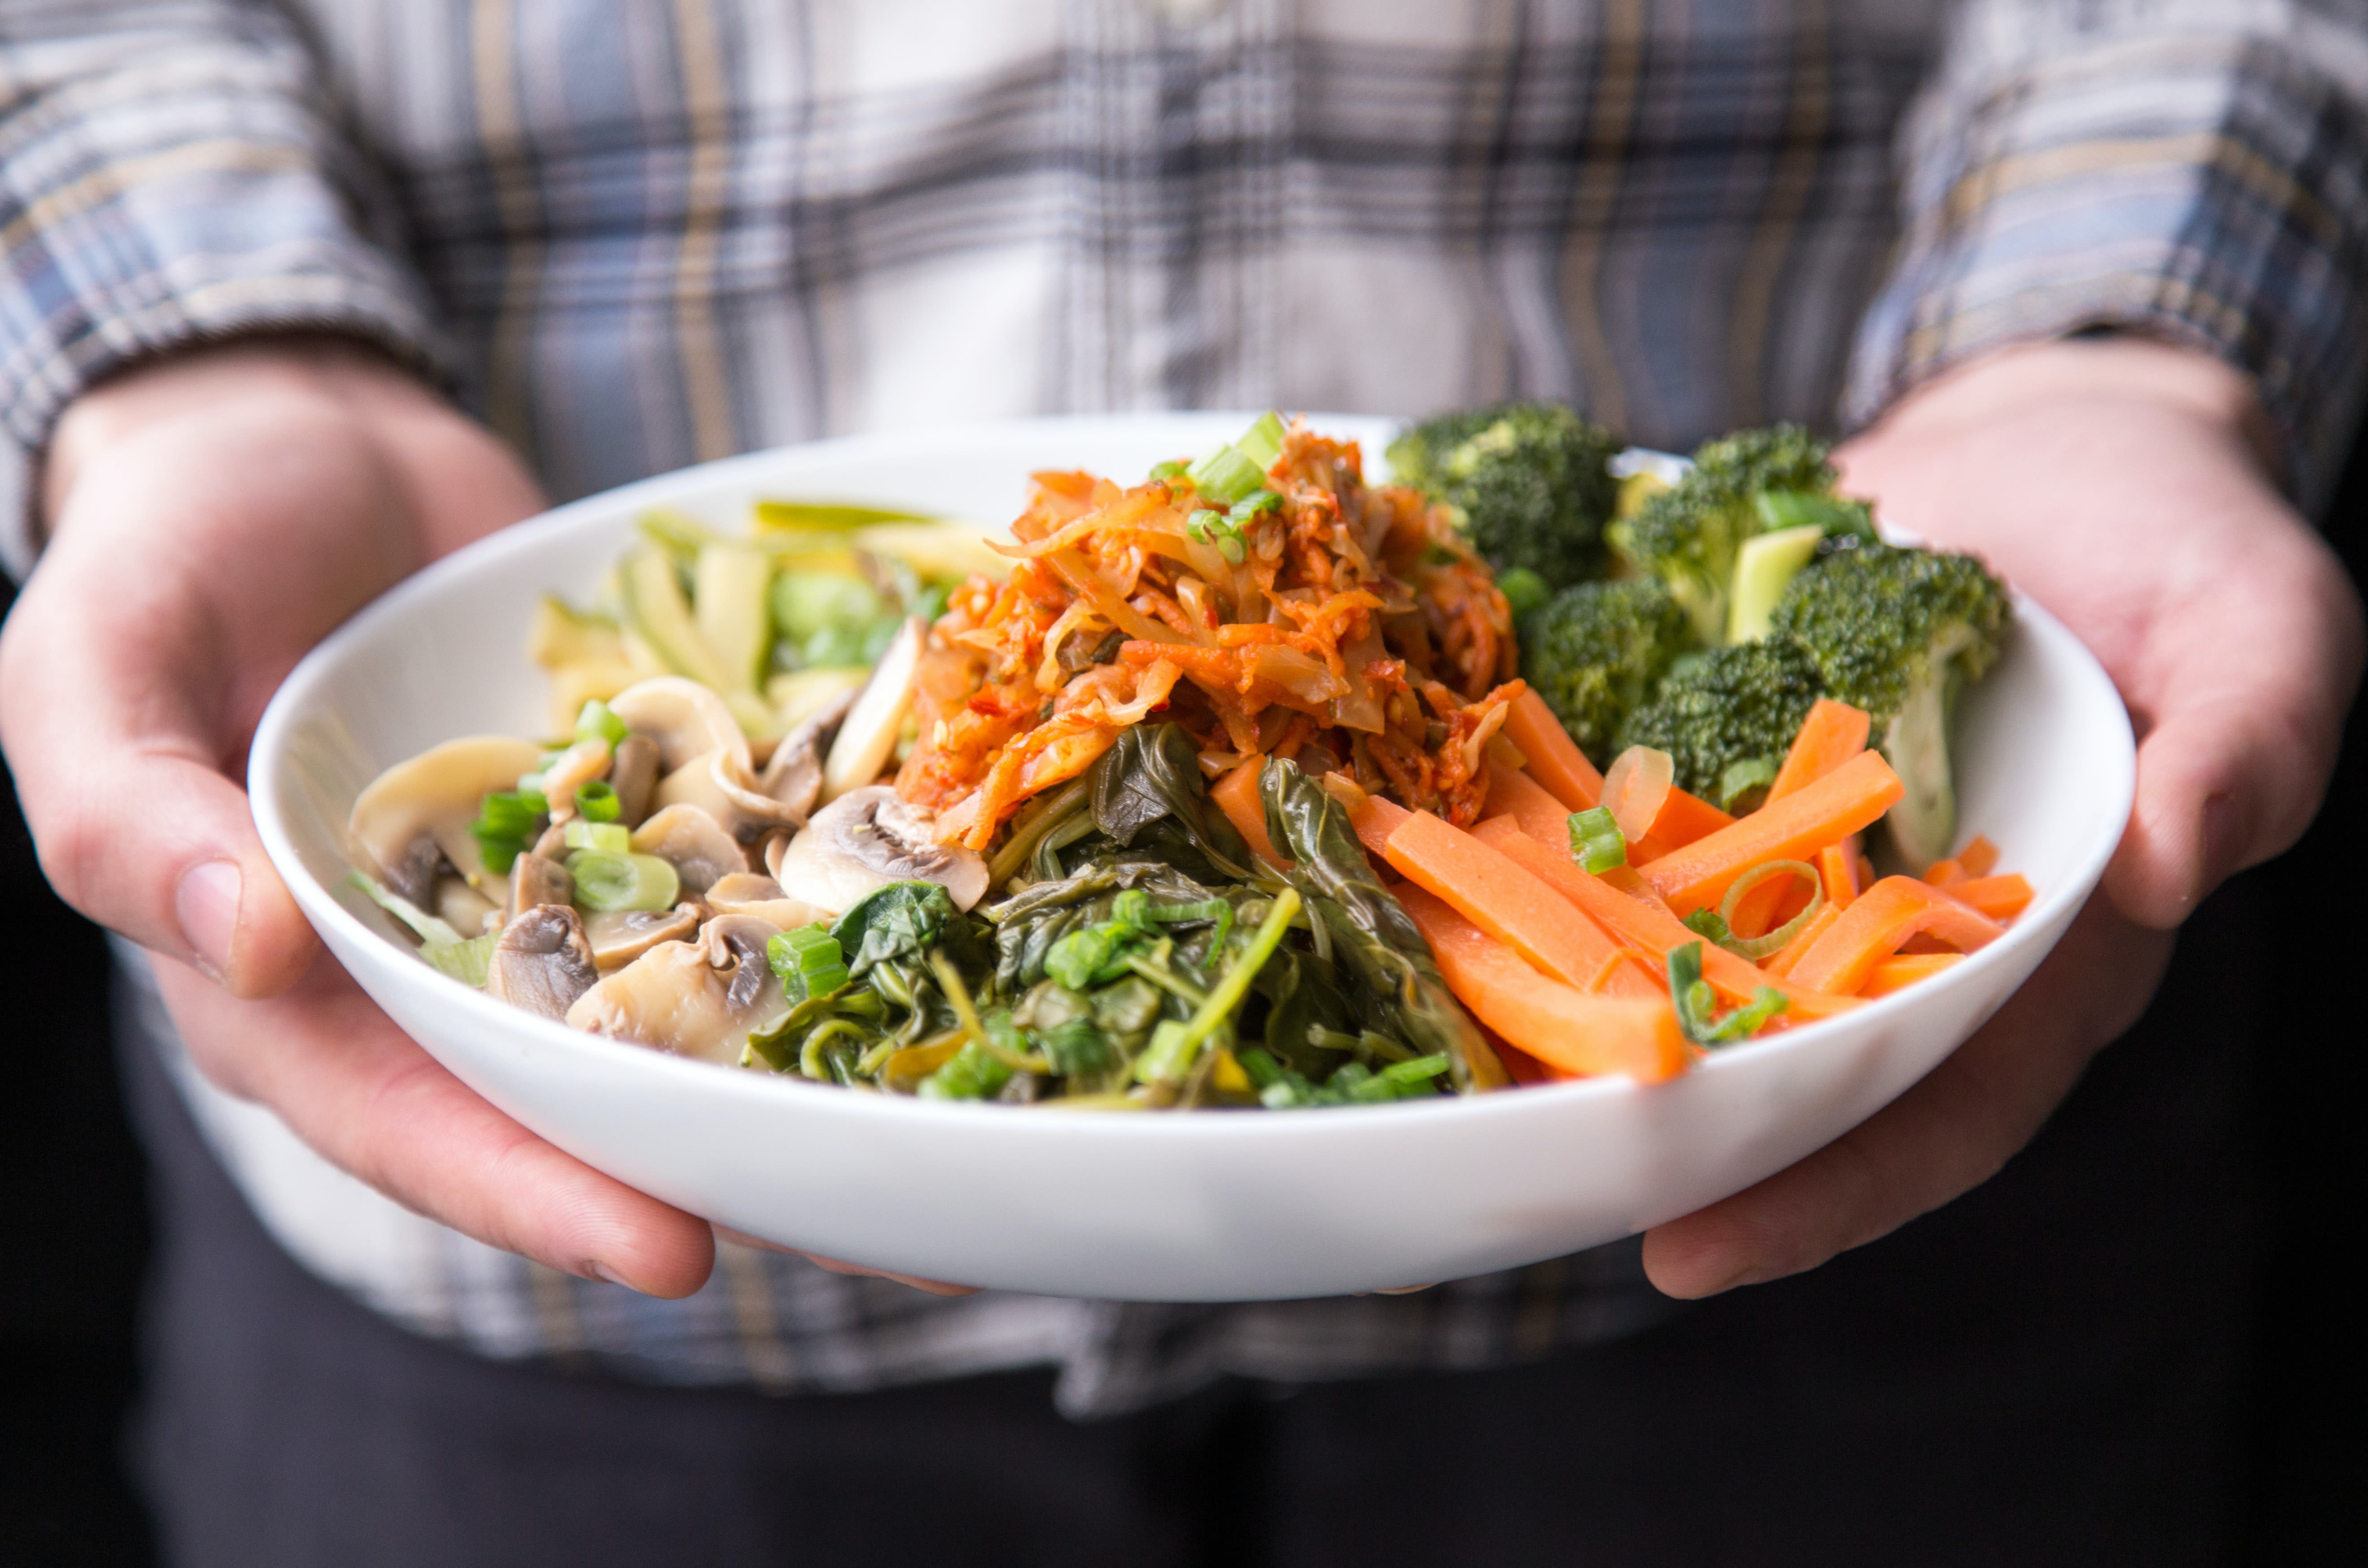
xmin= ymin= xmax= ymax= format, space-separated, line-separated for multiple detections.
xmin=157 ymin=954 xmax=716 ymax=1297
xmin=1640 ymin=898 xmax=2171 ymax=1298
xmin=715 ymin=1230 xmax=980 ymax=1297
xmin=2106 ymin=534 xmax=2364 ymax=926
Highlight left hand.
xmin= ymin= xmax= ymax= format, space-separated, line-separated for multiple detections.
xmin=1640 ymin=337 xmax=2364 ymax=1297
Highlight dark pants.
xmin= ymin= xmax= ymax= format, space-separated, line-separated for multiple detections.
xmin=125 ymin=884 xmax=2260 ymax=1568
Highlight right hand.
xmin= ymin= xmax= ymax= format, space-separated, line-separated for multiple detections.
xmin=0 ymin=338 xmax=719 ymax=1296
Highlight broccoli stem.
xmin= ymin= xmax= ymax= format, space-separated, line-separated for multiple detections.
xmin=1880 ymin=657 xmax=1960 ymax=867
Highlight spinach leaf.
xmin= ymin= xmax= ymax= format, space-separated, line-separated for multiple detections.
xmin=1258 ymin=759 xmax=1510 ymax=1093
xmin=1088 ymin=723 xmax=1258 ymax=882
xmin=830 ymin=880 xmax=957 ymax=978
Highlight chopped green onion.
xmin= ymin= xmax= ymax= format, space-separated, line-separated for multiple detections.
xmin=562 ymin=819 xmax=630 ymax=854
xmin=344 ymin=871 xmax=465 ymax=948
xmin=574 ymin=780 xmax=621 ymax=823
xmin=574 ymin=698 xmax=630 ymax=748
xmin=566 ymin=850 xmax=680 ymax=912
xmin=1148 ymin=459 xmax=1189 ymax=482
xmin=1187 ymin=444 xmax=1266 ymax=507
xmin=1214 ymin=532 xmax=1247 ymax=564
xmin=1568 ymin=807 xmax=1627 ymax=874
xmin=422 ymin=933 xmax=496 ymax=988
xmin=1135 ymin=888 xmax=1301 ymax=1086
xmin=471 ymin=789 xmax=547 ymax=876
xmin=918 ymin=1039 xmax=1012 ymax=1101
xmin=1665 ymin=940 xmax=1789 ymax=1046
xmin=768 ymin=924 xmax=850 ymax=1003
xmin=1227 ymin=489 xmax=1281 ymax=521
xmin=1234 ymin=411 xmax=1287 ymax=469
xmin=1717 ymin=756 xmax=1779 ymax=812
xmin=1714 ymin=859 xmax=1826 ymax=961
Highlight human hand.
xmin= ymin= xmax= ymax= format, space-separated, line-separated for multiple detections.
xmin=0 ymin=338 xmax=717 ymax=1296
xmin=1642 ymin=337 xmax=2365 ymax=1297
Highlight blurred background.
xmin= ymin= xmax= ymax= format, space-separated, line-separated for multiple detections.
xmin=0 ymin=444 xmax=2357 ymax=1566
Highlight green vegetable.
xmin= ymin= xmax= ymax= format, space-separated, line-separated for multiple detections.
xmin=422 ymin=932 xmax=497 ymax=988
xmin=754 ymin=500 xmax=938 ymax=532
xmin=1568 ymin=807 xmax=1627 ymax=873
xmin=1386 ymin=402 xmax=1621 ymax=589
xmin=562 ymin=820 xmax=629 ymax=854
xmin=768 ymin=925 xmax=850 ymax=1004
xmin=831 ymin=881 xmax=958 ymax=977
xmin=573 ymin=780 xmax=622 ymax=822
xmin=919 ymin=1038 xmax=1013 ymax=1101
xmin=345 ymin=871 xmax=465 ymax=948
xmin=620 ymin=542 xmax=737 ymax=690
xmin=1134 ymin=889 xmax=1301 ymax=1090
xmin=1617 ymin=637 xmax=1826 ymax=808
xmin=1606 ymin=423 xmax=1838 ymax=643
xmin=1768 ymin=543 xmax=2010 ymax=865
xmin=565 ymin=850 xmax=680 ymax=912
xmin=1665 ymin=940 xmax=1789 ymax=1045
xmin=1517 ymin=577 xmax=1699 ymax=763
xmin=470 ymin=789 xmax=547 ymax=876
xmin=1496 ymin=567 xmax=1552 ymax=617
xmin=1148 ymin=459 xmax=1189 ymax=483
xmin=574 ymin=699 xmax=630 ymax=748
xmin=1726 ymin=523 xmax=1826 ymax=643
xmin=1235 ymin=410 xmax=1287 ymax=470
xmin=693 ymin=541 xmax=774 ymax=693
xmin=1187 ymin=445 xmax=1266 ymax=507
xmin=1043 ymin=887 xmax=1159 ymax=989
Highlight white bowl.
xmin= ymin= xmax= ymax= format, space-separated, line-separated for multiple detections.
xmin=249 ymin=414 xmax=2135 ymax=1301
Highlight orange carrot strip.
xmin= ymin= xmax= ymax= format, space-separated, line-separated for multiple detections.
xmin=1765 ymin=698 xmax=1871 ymax=805
xmin=1501 ymin=689 xmax=1603 ymax=811
xmin=1348 ymin=792 xmax=1411 ymax=858
xmin=1923 ymin=857 xmax=1968 ymax=887
xmin=1817 ymin=840 xmax=1860 ymax=909
xmin=1639 ymin=750 xmax=1907 ymax=916
xmin=1212 ymin=758 xmax=1288 ymax=869
xmin=1381 ymin=810 xmax=1630 ymax=988
xmin=1489 ymin=1026 xmax=1555 ymax=1085
xmin=1952 ymin=873 xmax=2034 ymax=921
xmin=1761 ymin=902 xmax=1843 ymax=979
xmin=1483 ymin=757 xmax=1578 ymax=849
xmin=1590 ymin=952 xmax=1668 ymax=1001
xmin=1861 ymin=952 xmax=1965 ymax=997
xmin=1629 ymin=785 xmax=1735 ymax=865
xmin=1400 ymin=888 xmax=1687 ymax=1083
xmin=1470 ymin=818 xmax=1860 ymax=1020
xmin=1957 ymin=835 xmax=1999 ymax=879
xmin=1786 ymin=876 xmax=2006 ymax=995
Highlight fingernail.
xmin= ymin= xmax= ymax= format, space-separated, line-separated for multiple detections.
xmin=175 ymin=860 xmax=242 ymax=981
xmin=589 ymin=1261 xmax=629 ymax=1289
xmin=2202 ymin=793 xmax=2240 ymax=881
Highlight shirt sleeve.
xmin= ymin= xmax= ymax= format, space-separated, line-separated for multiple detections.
xmin=0 ymin=1 xmax=452 ymax=578
xmin=1844 ymin=0 xmax=2368 ymax=508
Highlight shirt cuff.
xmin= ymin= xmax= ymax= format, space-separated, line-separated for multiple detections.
xmin=1845 ymin=22 xmax=2368 ymax=510
xmin=0 ymin=29 xmax=451 ymax=580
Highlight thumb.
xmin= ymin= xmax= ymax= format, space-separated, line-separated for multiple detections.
xmin=0 ymin=564 xmax=319 ymax=998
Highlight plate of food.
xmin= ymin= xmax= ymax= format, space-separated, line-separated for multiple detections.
xmin=248 ymin=409 xmax=2133 ymax=1300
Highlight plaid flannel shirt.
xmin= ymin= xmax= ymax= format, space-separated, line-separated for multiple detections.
xmin=11 ymin=0 xmax=2368 ymax=1415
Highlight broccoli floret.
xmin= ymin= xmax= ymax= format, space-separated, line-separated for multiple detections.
xmin=1605 ymin=424 xmax=1839 ymax=644
xmin=1617 ymin=637 xmax=1826 ymax=810
xmin=1518 ymin=578 xmax=1700 ymax=763
xmin=1769 ymin=544 xmax=2011 ymax=864
xmin=1388 ymin=403 xmax=1621 ymax=589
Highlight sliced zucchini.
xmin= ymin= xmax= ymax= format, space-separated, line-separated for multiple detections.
xmin=693 ymin=541 xmax=773 ymax=693
xmin=619 ymin=544 xmax=736 ymax=691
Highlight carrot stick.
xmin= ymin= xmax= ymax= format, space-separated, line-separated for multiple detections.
xmin=1588 ymin=950 xmax=1670 ymax=1001
xmin=1381 ymin=809 xmax=1632 ymax=989
xmin=1488 ymin=1026 xmax=1555 ymax=1085
xmin=1952 ymin=873 xmax=2033 ymax=921
xmin=1482 ymin=757 xmax=1576 ymax=849
xmin=1957 ymin=835 xmax=1999 ymax=878
xmin=1399 ymin=887 xmax=1687 ymax=1083
xmin=1470 ymin=818 xmax=1861 ymax=1020
xmin=1817 ymin=840 xmax=1860 ymax=909
xmin=1765 ymin=698 xmax=1871 ymax=805
xmin=1861 ymin=952 xmax=1964 ymax=997
xmin=1348 ymin=791 xmax=1412 ymax=858
xmin=1212 ymin=758 xmax=1289 ymax=870
xmin=1786 ymin=875 xmax=2006 ymax=995
xmin=1501 ymin=689 xmax=1603 ymax=811
xmin=1638 ymin=750 xmax=1907 ymax=916
xmin=1923 ymin=857 xmax=1968 ymax=887
xmin=1630 ymin=785 xmax=1735 ymax=864
xmin=1761 ymin=902 xmax=1843 ymax=979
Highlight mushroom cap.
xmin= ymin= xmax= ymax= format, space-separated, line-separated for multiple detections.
xmin=485 ymin=904 xmax=600 ymax=1020
xmin=705 ymin=873 xmax=835 ymax=930
xmin=607 ymin=676 xmax=752 ymax=775
xmin=654 ymin=748 xmax=805 ymax=843
xmin=628 ymin=803 xmax=750 ymax=893
xmin=581 ymin=905 xmax=700 ymax=971
xmin=769 ymin=784 xmax=990 ymax=915
xmin=758 ymin=687 xmax=857 ymax=822
xmin=820 ymin=618 xmax=925 ymax=804
xmin=350 ymin=736 xmax=545 ymax=895
xmin=564 ymin=917 xmax=788 ymax=1064
xmin=540 ymin=737 xmax=614 ymax=823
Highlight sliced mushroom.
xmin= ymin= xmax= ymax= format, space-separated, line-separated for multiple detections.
xmin=653 ymin=747 xmax=804 ymax=844
xmin=486 ymin=904 xmax=600 ymax=1020
xmin=436 ymin=878 xmax=503 ymax=938
xmin=540 ymin=737 xmax=614 ymax=823
xmin=607 ymin=677 xmax=751 ymax=775
xmin=820 ymin=618 xmax=925 ymax=804
xmin=350 ymin=737 xmax=545 ymax=897
xmin=564 ymin=917 xmax=787 ymax=1065
xmin=582 ymin=905 xmax=700 ymax=971
xmin=628 ymin=803 xmax=748 ymax=893
xmin=608 ymin=733 xmax=661 ymax=826
xmin=758 ymin=688 xmax=857 ymax=822
xmin=705 ymin=872 xmax=835 ymax=930
xmin=509 ymin=849 xmax=573 ymax=918
xmin=769 ymin=784 xmax=990 ymax=915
